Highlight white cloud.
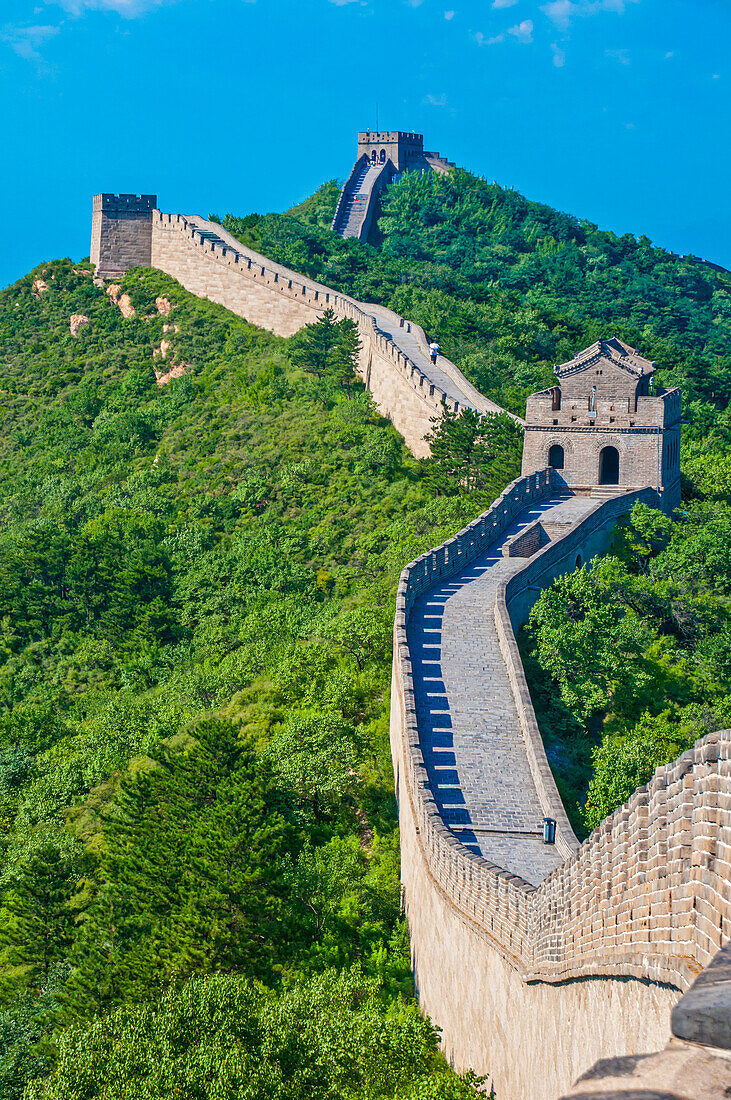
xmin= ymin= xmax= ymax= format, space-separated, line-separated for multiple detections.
xmin=606 ymin=47 xmax=630 ymax=64
xmin=665 ymin=50 xmax=674 ymax=59
xmin=551 ymin=42 xmax=565 ymax=66
xmin=492 ymin=0 xmax=518 ymax=7
xmin=423 ymin=93 xmax=447 ymax=106
xmin=472 ymin=29 xmax=504 ymax=45
xmin=46 ymin=0 xmax=179 ymax=13
xmin=444 ymin=9 xmax=455 ymax=18
xmin=1 ymin=22 xmax=59 ymax=60
xmin=509 ymin=18 xmax=533 ymax=41
xmin=541 ymin=0 xmax=637 ymax=31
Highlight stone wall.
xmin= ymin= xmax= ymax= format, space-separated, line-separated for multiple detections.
xmin=149 ymin=212 xmax=477 ymax=456
xmin=91 ymin=194 xmax=156 ymax=279
xmin=561 ymin=942 xmax=731 ymax=1099
xmin=390 ymin=472 xmax=731 ymax=1099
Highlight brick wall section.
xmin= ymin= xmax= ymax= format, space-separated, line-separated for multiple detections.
xmin=502 ymin=519 xmax=547 ymax=558
xmin=391 ymin=471 xmax=731 ymax=1097
xmin=91 ymin=194 xmax=156 ymax=279
xmin=148 ymin=211 xmax=498 ymax=457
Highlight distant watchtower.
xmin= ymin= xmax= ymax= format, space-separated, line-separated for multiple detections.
xmin=357 ymin=131 xmax=425 ymax=171
xmin=521 ymin=337 xmax=681 ymax=511
xmin=90 ymin=193 xmax=157 ymax=279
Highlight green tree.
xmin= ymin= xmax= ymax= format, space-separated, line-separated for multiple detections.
xmin=425 ymin=409 xmax=522 ymax=496
xmin=63 ymin=720 xmax=298 ymax=1019
xmin=584 ymin=710 xmax=699 ymax=830
xmin=267 ymin=710 xmax=358 ymax=818
xmin=27 ymin=969 xmax=485 ymax=1100
xmin=527 ymin=566 xmax=649 ymax=723
xmin=290 ymin=308 xmax=341 ymax=379
xmin=0 ymin=842 xmax=78 ymax=990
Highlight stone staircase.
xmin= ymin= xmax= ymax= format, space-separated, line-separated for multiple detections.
xmin=590 ymin=485 xmax=629 ymax=501
xmin=332 ymin=160 xmax=371 ymax=238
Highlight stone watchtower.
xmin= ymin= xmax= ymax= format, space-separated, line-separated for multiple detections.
xmin=90 ymin=193 xmax=157 ymax=279
xmin=521 ymin=337 xmax=681 ymax=511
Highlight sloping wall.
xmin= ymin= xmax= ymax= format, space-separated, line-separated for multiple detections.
xmin=150 ymin=212 xmax=490 ymax=457
xmin=391 ymin=472 xmax=730 ymax=1099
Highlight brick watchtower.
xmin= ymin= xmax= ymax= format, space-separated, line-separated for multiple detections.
xmin=90 ymin=193 xmax=157 ymax=279
xmin=521 ymin=337 xmax=681 ymax=511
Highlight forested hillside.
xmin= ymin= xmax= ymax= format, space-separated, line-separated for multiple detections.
xmin=0 ymin=262 xmax=490 ymax=1098
xmin=1 ymin=167 xmax=731 ymax=1096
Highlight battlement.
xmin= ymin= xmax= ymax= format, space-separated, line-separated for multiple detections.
xmin=92 ymin=193 xmax=157 ymax=215
xmin=522 ymin=340 xmax=681 ymax=509
xmin=357 ymin=130 xmax=423 ymax=145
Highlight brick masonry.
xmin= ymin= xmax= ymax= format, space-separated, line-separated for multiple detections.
xmin=91 ymin=194 xmax=156 ymax=279
xmin=90 ymin=193 xmax=731 ymax=1100
xmin=391 ymin=470 xmax=730 ymax=1099
xmin=91 ymin=196 xmax=505 ymax=458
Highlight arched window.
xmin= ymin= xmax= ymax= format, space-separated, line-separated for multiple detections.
xmin=548 ymin=444 xmax=565 ymax=470
xmin=599 ymin=446 xmax=620 ymax=485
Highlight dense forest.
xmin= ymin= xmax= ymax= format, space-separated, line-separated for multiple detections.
xmin=0 ymin=166 xmax=729 ymax=1096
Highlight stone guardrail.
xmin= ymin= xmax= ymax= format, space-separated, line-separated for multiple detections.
xmin=561 ymin=940 xmax=731 ymax=1098
xmin=153 ymin=211 xmax=500 ymax=422
xmin=394 ymin=473 xmax=731 ymax=990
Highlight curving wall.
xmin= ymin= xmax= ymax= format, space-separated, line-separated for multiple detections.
xmin=391 ymin=471 xmax=731 ymax=1099
xmin=149 ymin=211 xmax=505 ymax=457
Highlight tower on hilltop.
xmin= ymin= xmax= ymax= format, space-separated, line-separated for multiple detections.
xmin=331 ymin=130 xmax=455 ymax=243
xmin=90 ymin=193 xmax=157 ymax=280
xmin=521 ymin=337 xmax=681 ymax=511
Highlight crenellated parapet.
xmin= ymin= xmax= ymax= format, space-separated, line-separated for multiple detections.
xmin=145 ymin=209 xmax=503 ymax=455
xmin=391 ymin=470 xmax=730 ymax=1098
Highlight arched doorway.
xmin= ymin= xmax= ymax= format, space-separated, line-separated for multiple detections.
xmin=599 ymin=446 xmax=620 ymax=485
xmin=548 ymin=444 xmax=565 ymax=470
xmin=371 ymin=150 xmax=377 ymax=164
xmin=379 ymin=149 xmax=386 ymax=163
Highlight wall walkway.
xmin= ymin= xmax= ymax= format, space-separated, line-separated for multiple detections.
xmin=391 ymin=470 xmax=730 ymax=1099
xmin=149 ymin=211 xmax=509 ymax=456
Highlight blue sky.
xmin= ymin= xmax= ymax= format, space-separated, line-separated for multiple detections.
xmin=1 ymin=0 xmax=728 ymax=288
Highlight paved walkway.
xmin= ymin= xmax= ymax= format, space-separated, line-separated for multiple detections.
xmin=186 ymin=217 xmax=503 ymax=417
xmin=408 ymin=492 xmax=596 ymax=886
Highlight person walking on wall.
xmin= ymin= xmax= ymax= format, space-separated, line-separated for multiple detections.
xmin=429 ymin=341 xmax=441 ymax=365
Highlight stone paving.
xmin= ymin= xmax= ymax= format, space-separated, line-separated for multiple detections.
xmin=408 ymin=492 xmax=597 ymax=886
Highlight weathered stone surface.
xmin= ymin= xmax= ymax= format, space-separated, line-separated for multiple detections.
xmin=559 ymin=1042 xmax=731 ymax=1098
xmin=155 ymin=363 xmax=187 ymax=386
xmin=671 ymin=942 xmax=731 ymax=1050
xmin=522 ymin=338 xmax=681 ymax=511
xmin=106 ymin=284 xmax=135 ymax=318
xmin=69 ymin=313 xmax=89 ymax=337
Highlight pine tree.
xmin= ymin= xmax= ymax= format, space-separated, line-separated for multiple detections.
xmin=63 ymin=721 xmax=299 ymax=1021
xmin=0 ymin=842 xmax=77 ymax=991
xmin=290 ymin=309 xmax=340 ymax=379
xmin=333 ymin=318 xmax=362 ymax=397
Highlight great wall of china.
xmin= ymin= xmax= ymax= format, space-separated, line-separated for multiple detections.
xmin=90 ymin=187 xmax=731 ymax=1100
